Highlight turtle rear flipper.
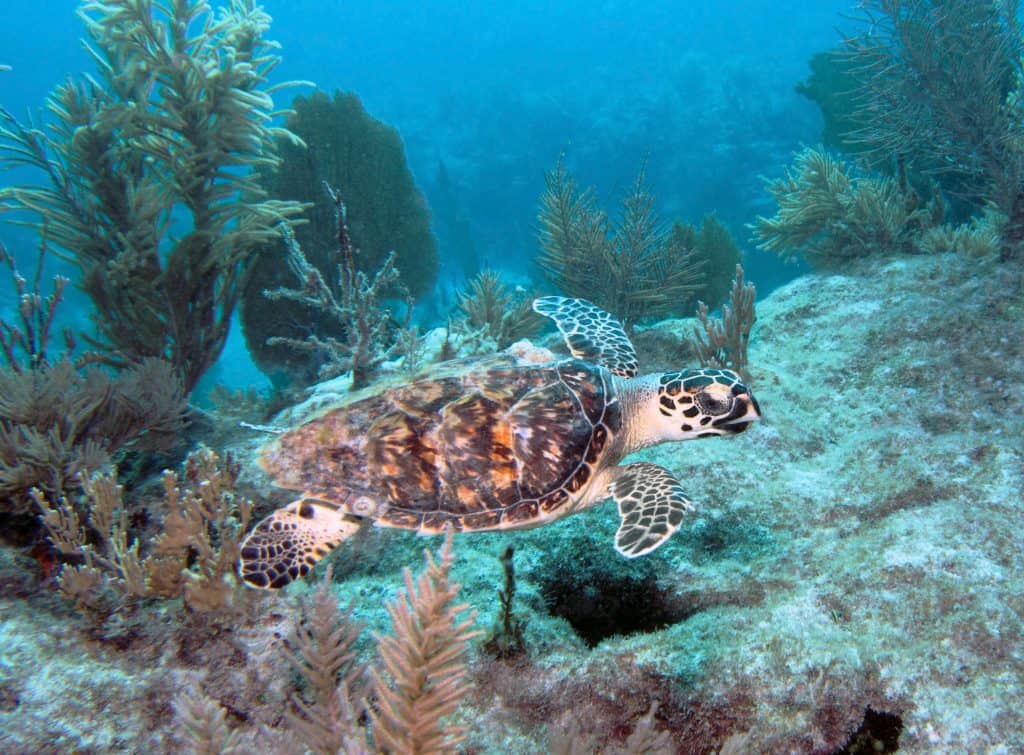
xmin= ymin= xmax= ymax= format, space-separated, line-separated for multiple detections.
xmin=608 ymin=462 xmax=694 ymax=557
xmin=239 ymin=499 xmax=361 ymax=589
xmin=533 ymin=296 xmax=639 ymax=377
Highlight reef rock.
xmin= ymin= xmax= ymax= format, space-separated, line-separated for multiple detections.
xmin=460 ymin=251 xmax=1024 ymax=752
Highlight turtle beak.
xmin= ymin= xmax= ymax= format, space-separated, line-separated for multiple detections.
xmin=721 ymin=392 xmax=761 ymax=433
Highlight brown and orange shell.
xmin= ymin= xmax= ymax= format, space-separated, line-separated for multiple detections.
xmin=259 ymin=359 xmax=622 ymax=533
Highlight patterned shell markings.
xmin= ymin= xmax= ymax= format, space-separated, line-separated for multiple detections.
xmin=259 ymin=360 xmax=623 ymax=533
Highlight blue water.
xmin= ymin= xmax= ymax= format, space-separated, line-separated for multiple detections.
xmin=0 ymin=0 xmax=852 ymax=392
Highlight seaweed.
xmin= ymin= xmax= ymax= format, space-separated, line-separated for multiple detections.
xmin=0 ymin=0 xmax=305 ymax=394
xmin=753 ymin=147 xmax=942 ymax=265
xmin=842 ymin=0 xmax=1024 ymax=259
xmin=536 ymin=159 xmax=705 ymax=327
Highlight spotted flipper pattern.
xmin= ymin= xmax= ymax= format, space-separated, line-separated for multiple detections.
xmin=239 ymin=499 xmax=362 ymax=589
xmin=533 ymin=296 xmax=639 ymax=378
xmin=607 ymin=462 xmax=693 ymax=557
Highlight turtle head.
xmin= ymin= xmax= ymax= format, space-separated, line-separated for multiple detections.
xmin=650 ymin=368 xmax=761 ymax=442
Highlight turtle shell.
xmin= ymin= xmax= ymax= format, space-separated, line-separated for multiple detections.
xmin=260 ymin=358 xmax=622 ymax=532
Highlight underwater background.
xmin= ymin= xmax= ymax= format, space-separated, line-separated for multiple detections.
xmin=0 ymin=0 xmax=1023 ymax=752
xmin=1 ymin=0 xmax=848 ymax=394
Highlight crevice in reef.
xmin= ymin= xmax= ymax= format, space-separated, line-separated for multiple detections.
xmin=538 ymin=566 xmax=693 ymax=647
xmin=836 ymin=707 xmax=903 ymax=754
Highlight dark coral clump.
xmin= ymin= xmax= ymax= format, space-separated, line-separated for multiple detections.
xmin=242 ymin=90 xmax=437 ymax=384
xmin=668 ymin=214 xmax=742 ymax=313
xmin=795 ymin=49 xmax=871 ymax=160
xmin=0 ymin=244 xmax=188 ymax=520
xmin=0 ymin=358 xmax=187 ymax=516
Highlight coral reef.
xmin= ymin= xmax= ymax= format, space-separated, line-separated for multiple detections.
xmin=843 ymin=0 xmax=1023 ymax=231
xmin=454 ymin=269 xmax=544 ymax=351
xmin=241 ymin=89 xmax=437 ymax=384
xmin=536 ymin=160 xmax=705 ymax=327
xmin=261 ymin=184 xmax=412 ymax=391
xmin=3 ymin=4 xmax=1024 ymax=747
xmin=753 ymin=146 xmax=943 ymax=265
xmin=686 ymin=265 xmax=756 ymax=383
xmin=668 ymin=214 xmax=743 ymax=313
xmin=0 ymin=0 xmax=304 ymax=394
xmin=0 ymin=251 xmax=1023 ymax=750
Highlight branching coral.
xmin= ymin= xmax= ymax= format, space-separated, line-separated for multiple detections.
xmin=242 ymin=89 xmax=438 ymax=384
xmin=686 ymin=265 xmax=756 ymax=383
xmin=753 ymin=147 xmax=941 ymax=264
xmin=482 ymin=545 xmax=527 ymax=659
xmin=32 ymin=447 xmax=252 ymax=615
xmin=147 ymin=448 xmax=254 ymax=612
xmin=34 ymin=471 xmax=151 ymax=607
xmin=455 ymin=269 xmax=544 ymax=351
xmin=174 ymin=688 xmax=248 ymax=755
xmin=263 ymin=184 xmax=411 ymax=390
xmin=0 ymin=241 xmax=77 ymax=371
xmin=549 ymin=703 xmax=673 ymax=755
xmin=0 ymin=0 xmax=305 ymax=393
xmin=281 ymin=567 xmax=367 ymax=755
xmin=368 ymin=532 xmax=482 ymax=753
xmin=917 ymin=210 xmax=1004 ymax=258
xmin=176 ymin=534 xmax=480 ymax=752
xmin=844 ymin=1 xmax=1021 ymax=200
xmin=842 ymin=0 xmax=1024 ymax=259
xmin=537 ymin=160 xmax=705 ymax=327
xmin=0 ymin=243 xmax=187 ymax=515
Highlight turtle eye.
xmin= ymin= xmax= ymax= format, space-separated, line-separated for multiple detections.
xmin=695 ymin=391 xmax=733 ymax=416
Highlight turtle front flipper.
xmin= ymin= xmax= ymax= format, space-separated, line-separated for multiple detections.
xmin=607 ymin=462 xmax=694 ymax=557
xmin=533 ymin=296 xmax=639 ymax=377
xmin=239 ymin=499 xmax=362 ymax=589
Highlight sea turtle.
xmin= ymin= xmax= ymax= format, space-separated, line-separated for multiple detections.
xmin=239 ymin=297 xmax=761 ymax=589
